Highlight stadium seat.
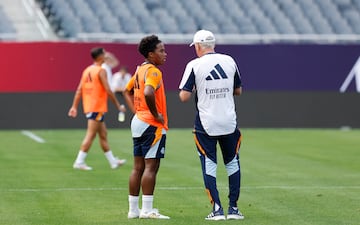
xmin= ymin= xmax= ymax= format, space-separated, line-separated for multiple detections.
xmin=343 ymin=10 xmax=360 ymax=34
xmin=34 ymin=0 xmax=360 ymax=39
xmin=0 ymin=6 xmax=16 ymax=35
xmin=59 ymin=17 xmax=82 ymax=37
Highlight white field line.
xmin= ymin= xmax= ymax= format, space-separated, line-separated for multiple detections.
xmin=2 ymin=186 xmax=360 ymax=193
xmin=21 ymin=130 xmax=45 ymax=143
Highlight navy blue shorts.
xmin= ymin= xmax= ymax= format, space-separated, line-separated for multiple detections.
xmin=86 ymin=112 xmax=105 ymax=122
xmin=131 ymin=115 xmax=166 ymax=159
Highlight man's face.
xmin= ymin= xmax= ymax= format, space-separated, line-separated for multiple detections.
xmin=97 ymin=52 xmax=105 ymax=64
xmin=151 ymin=42 xmax=167 ymax=66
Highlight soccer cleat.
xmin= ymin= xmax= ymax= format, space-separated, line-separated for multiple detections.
xmin=73 ymin=163 xmax=93 ymax=171
xmin=111 ymin=158 xmax=126 ymax=169
xmin=227 ymin=207 xmax=244 ymax=220
xmin=127 ymin=209 xmax=140 ymax=219
xmin=139 ymin=208 xmax=170 ymax=219
xmin=205 ymin=208 xmax=226 ymax=221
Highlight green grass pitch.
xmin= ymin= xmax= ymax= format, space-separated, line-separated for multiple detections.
xmin=0 ymin=128 xmax=359 ymax=225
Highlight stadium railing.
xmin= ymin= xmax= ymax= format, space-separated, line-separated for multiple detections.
xmin=0 ymin=33 xmax=16 ymax=40
xmin=75 ymin=33 xmax=360 ymax=44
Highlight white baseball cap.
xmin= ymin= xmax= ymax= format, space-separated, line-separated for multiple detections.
xmin=189 ymin=29 xmax=216 ymax=47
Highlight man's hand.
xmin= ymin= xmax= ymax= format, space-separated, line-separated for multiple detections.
xmin=155 ymin=113 xmax=164 ymax=125
xmin=68 ymin=107 xmax=77 ymax=118
xmin=119 ymin=104 xmax=126 ymax=113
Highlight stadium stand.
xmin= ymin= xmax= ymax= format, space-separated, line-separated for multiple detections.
xmin=17 ymin=0 xmax=360 ymax=43
xmin=0 ymin=0 xmax=57 ymax=41
xmin=0 ymin=6 xmax=16 ymax=40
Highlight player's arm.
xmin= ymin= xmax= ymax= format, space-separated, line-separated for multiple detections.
xmin=144 ymin=85 xmax=164 ymax=124
xmin=233 ymin=63 xmax=242 ymax=96
xmin=68 ymin=81 xmax=82 ymax=118
xmin=144 ymin=68 xmax=164 ymax=124
xmin=99 ymin=68 xmax=126 ymax=112
xmin=179 ymin=66 xmax=195 ymax=102
xmin=179 ymin=90 xmax=192 ymax=102
xmin=104 ymin=51 xmax=119 ymax=68
xmin=234 ymin=87 xmax=242 ymax=96
xmin=123 ymin=76 xmax=136 ymax=113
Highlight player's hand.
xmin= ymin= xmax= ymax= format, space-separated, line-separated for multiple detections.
xmin=68 ymin=108 xmax=77 ymax=118
xmin=155 ymin=113 xmax=164 ymax=125
xmin=119 ymin=104 xmax=126 ymax=113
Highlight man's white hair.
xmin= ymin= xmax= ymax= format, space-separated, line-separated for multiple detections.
xmin=199 ymin=41 xmax=215 ymax=49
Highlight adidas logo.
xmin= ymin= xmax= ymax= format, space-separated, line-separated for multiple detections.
xmin=206 ymin=64 xmax=228 ymax=80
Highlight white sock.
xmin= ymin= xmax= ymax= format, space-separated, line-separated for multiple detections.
xmin=104 ymin=150 xmax=116 ymax=164
xmin=74 ymin=150 xmax=87 ymax=164
xmin=142 ymin=195 xmax=153 ymax=212
xmin=128 ymin=195 xmax=139 ymax=212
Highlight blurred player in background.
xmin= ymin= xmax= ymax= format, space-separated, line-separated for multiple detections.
xmin=102 ymin=51 xmax=119 ymax=87
xmin=123 ymin=35 xmax=169 ymax=219
xmin=111 ymin=66 xmax=132 ymax=95
xmin=68 ymin=47 xmax=126 ymax=171
xmin=178 ymin=30 xmax=244 ymax=220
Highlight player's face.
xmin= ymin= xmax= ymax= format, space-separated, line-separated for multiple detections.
xmin=152 ymin=42 xmax=167 ymax=66
xmin=97 ymin=53 xmax=105 ymax=64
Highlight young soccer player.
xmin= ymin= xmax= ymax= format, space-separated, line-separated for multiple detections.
xmin=68 ymin=47 xmax=126 ymax=170
xmin=123 ymin=35 xmax=169 ymax=219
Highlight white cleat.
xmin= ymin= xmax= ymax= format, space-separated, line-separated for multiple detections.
xmin=205 ymin=208 xmax=226 ymax=221
xmin=111 ymin=158 xmax=126 ymax=169
xmin=139 ymin=209 xmax=170 ymax=219
xmin=227 ymin=207 xmax=244 ymax=220
xmin=73 ymin=163 xmax=93 ymax=171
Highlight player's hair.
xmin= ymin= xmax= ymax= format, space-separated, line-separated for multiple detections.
xmin=90 ymin=47 xmax=105 ymax=60
xmin=138 ymin=35 xmax=161 ymax=58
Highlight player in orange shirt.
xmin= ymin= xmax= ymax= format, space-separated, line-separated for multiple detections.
xmin=123 ymin=35 xmax=169 ymax=219
xmin=68 ymin=47 xmax=126 ymax=171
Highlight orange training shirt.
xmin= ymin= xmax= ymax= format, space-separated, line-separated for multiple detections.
xmin=81 ymin=65 xmax=108 ymax=113
xmin=126 ymin=63 xmax=168 ymax=130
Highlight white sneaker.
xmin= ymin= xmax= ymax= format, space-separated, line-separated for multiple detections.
xmin=128 ymin=209 xmax=140 ymax=219
xmin=111 ymin=158 xmax=126 ymax=169
xmin=227 ymin=207 xmax=244 ymax=220
xmin=205 ymin=208 xmax=226 ymax=221
xmin=73 ymin=163 xmax=92 ymax=171
xmin=139 ymin=209 xmax=170 ymax=219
